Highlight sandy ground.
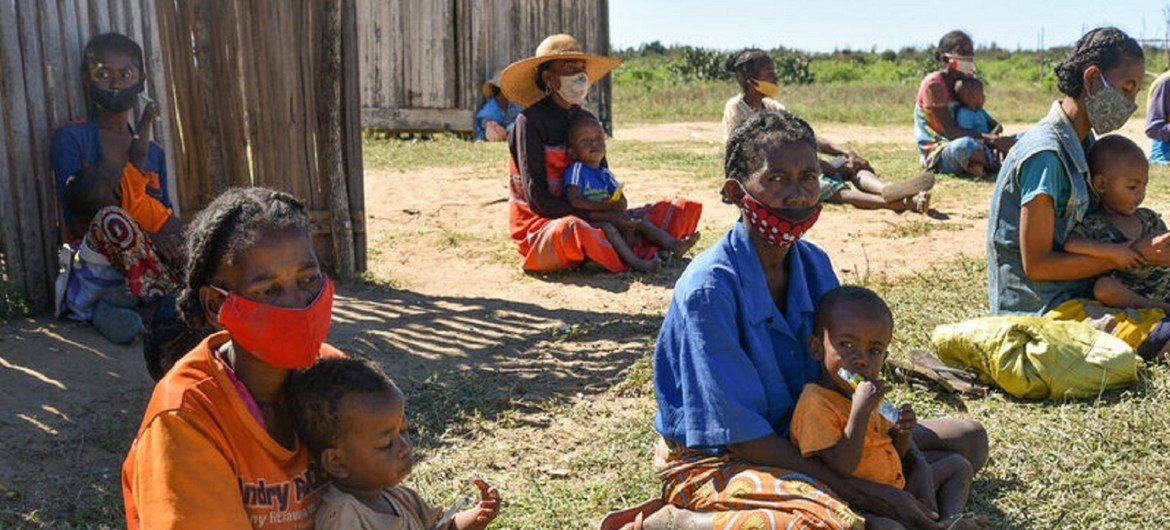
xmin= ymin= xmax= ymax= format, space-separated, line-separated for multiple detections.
xmin=0 ymin=116 xmax=1154 ymax=523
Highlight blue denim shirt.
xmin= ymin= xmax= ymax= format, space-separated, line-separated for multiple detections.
xmin=988 ymin=101 xmax=1095 ymax=314
xmin=653 ymin=222 xmax=838 ymax=454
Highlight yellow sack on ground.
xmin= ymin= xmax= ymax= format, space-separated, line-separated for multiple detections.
xmin=931 ymin=315 xmax=1140 ymax=400
xmin=1045 ymin=298 xmax=1165 ymax=351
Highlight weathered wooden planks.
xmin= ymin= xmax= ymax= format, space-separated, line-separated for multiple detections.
xmin=356 ymin=0 xmax=613 ymax=133
xmin=1 ymin=0 xmax=367 ymax=311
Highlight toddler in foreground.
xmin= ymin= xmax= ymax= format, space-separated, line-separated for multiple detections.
xmin=290 ymin=358 xmax=501 ymax=530
xmin=1065 ymin=135 xmax=1170 ymax=318
xmin=562 ymin=115 xmax=699 ymax=272
xmin=952 ymin=78 xmax=1000 ymax=177
xmin=791 ymin=286 xmax=985 ymax=530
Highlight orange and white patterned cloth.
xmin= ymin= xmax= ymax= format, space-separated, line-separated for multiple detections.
xmin=657 ymin=440 xmax=866 ymax=530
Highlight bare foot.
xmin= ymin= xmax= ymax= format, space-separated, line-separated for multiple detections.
xmin=672 ymin=232 xmax=701 ymax=256
xmin=629 ymin=256 xmax=664 ymax=273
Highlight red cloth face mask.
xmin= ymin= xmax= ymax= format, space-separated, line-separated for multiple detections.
xmin=739 ymin=190 xmax=822 ymax=248
xmin=212 ymin=277 xmax=335 ymax=369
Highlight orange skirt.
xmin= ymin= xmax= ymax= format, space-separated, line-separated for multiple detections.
xmin=508 ymin=198 xmax=701 ymax=273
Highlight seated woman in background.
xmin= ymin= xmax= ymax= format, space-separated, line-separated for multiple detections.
xmin=501 ymin=34 xmax=701 ymax=273
xmin=476 ymin=72 xmax=522 ymax=141
xmin=914 ymin=30 xmax=1015 ymax=177
xmin=1145 ymin=68 xmax=1170 ymax=165
xmin=51 ymin=33 xmax=190 ymax=377
xmin=723 ymin=49 xmax=934 ymax=214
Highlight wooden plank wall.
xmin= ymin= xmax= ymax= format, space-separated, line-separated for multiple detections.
xmin=357 ymin=0 xmax=613 ymax=133
xmin=0 ymin=0 xmax=366 ymax=312
xmin=0 ymin=0 xmax=175 ymax=311
xmin=157 ymin=0 xmax=365 ymax=277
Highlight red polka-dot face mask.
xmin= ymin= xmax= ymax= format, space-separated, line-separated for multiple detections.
xmin=738 ymin=189 xmax=822 ymax=249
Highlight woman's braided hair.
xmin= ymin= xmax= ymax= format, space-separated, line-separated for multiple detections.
xmin=934 ymin=30 xmax=972 ymax=63
xmin=724 ymin=48 xmax=772 ymax=92
xmin=177 ymin=187 xmax=311 ymax=328
xmin=722 ymin=109 xmax=816 ymax=203
xmin=1055 ymin=27 xmax=1143 ymax=98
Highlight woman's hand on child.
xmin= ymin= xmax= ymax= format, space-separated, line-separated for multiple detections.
xmin=1106 ymin=244 xmax=1146 ymax=270
xmin=453 ymin=477 xmax=500 ymax=530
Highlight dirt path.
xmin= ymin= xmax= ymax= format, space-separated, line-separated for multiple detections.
xmin=0 ymin=118 xmax=1047 ymax=524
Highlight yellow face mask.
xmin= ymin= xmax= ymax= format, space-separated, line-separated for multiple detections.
xmin=753 ymin=79 xmax=780 ymax=98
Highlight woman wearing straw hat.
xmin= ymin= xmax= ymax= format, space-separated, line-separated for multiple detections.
xmin=500 ymin=34 xmax=702 ymax=273
xmin=476 ymin=71 xmax=522 ymax=141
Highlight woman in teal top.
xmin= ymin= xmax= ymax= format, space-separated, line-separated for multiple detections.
xmin=987 ymin=27 xmax=1170 ymax=356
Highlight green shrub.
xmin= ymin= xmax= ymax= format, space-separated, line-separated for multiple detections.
xmin=668 ymin=47 xmax=731 ymax=82
xmin=774 ymin=53 xmax=815 ymax=85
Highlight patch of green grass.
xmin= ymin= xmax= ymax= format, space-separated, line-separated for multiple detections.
xmin=613 ymin=80 xmax=1059 ymax=126
xmin=606 ymin=139 xmax=722 ymax=178
xmin=881 ymin=220 xmax=966 ymax=239
xmin=362 ymin=134 xmax=509 ymax=172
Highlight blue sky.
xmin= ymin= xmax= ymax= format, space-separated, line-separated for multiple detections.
xmin=610 ymin=1 xmax=1169 ymax=52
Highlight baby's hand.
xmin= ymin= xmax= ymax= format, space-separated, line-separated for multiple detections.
xmin=1108 ymin=244 xmax=1146 ymax=270
xmin=892 ymin=403 xmax=917 ymax=433
xmin=453 ymin=477 xmax=500 ymax=530
xmin=850 ymin=378 xmax=889 ymax=416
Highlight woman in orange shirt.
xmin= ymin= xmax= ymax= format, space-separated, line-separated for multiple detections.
xmin=122 ymin=187 xmax=341 ymax=529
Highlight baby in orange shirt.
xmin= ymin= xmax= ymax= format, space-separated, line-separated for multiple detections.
xmin=290 ymin=358 xmax=501 ymax=530
xmin=791 ymin=286 xmax=984 ymax=530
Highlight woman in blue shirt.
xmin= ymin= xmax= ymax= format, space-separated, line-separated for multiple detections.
xmin=475 ymin=73 xmax=522 ymax=141
xmin=987 ymin=27 xmax=1170 ymax=358
xmin=604 ymin=110 xmax=987 ymax=530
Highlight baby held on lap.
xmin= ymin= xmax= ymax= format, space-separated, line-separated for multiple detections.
xmin=561 ymin=115 xmax=699 ymax=272
xmin=1064 ymin=135 xmax=1170 ymax=314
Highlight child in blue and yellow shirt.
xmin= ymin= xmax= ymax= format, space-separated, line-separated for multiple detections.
xmin=561 ymin=115 xmax=699 ymax=272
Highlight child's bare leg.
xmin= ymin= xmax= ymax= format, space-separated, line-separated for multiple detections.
xmin=831 ymin=189 xmax=914 ymax=212
xmin=601 ymin=222 xmax=661 ymax=272
xmin=932 ymin=454 xmax=986 ymax=528
xmin=636 ymin=219 xmax=700 ymax=256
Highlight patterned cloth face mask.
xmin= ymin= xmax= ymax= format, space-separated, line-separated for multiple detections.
xmin=1085 ymin=73 xmax=1137 ymax=134
xmin=735 ymin=183 xmax=823 ymax=248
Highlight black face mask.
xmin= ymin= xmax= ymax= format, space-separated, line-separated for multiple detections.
xmin=87 ymin=80 xmax=145 ymax=112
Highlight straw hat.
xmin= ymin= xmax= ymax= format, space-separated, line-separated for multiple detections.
xmin=500 ymin=34 xmax=621 ymax=107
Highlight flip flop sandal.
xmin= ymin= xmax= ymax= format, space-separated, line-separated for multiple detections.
xmin=887 ymin=349 xmax=985 ymax=395
xmin=599 ymin=499 xmax=665 ymax=530
xmin=881 ymin=171 xmax=936 ymax=202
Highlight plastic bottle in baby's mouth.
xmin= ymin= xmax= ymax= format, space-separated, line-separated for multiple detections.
xmin=837 ymin=367 xmax=900 ymax=424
